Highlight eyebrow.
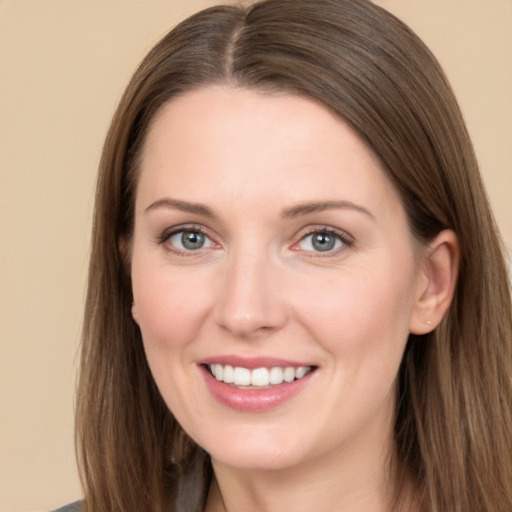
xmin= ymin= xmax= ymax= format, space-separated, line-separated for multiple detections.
xmin=281 ymin=201 xmax=375 ymax=220
xmin=144 ymin=198 xmax=374 ymax=220
xmin=144 ymin=198 xmax=215 ymax=217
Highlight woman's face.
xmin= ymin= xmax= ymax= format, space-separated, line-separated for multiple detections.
xmin=131 ymin=86 xmax=427 ymax=472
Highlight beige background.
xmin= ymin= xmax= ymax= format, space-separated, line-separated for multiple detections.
xmin=1 ymin=1 xmax=510 ymax=510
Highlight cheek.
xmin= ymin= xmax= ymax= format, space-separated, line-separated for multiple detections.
xmin=293 ymin=265 xmax=416 ymax=364
xmin=131 ymin=255 xmax=212 ymax=351
xmin=130 ymin=256 xmax=213 ymax=418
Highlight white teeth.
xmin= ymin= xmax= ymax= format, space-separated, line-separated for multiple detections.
xmin=296 ymin=366 xmax=309 ymax=379
xmin=251 ymin=367 xmax=270 ymax=386
xmin=233 ymin=366 xmax=251 ymax=386
xmin=213 ymin=364 xmax=223 ymax=381
xmin=223 ymin=365 xmax=234 ymax=383
xmin=208 ymin=364 xmax=312 ymax=387
xmin=269 ymin=367 xmax=284 ymax=385
xmin=283 ymin=367 xmax=295 ymax=382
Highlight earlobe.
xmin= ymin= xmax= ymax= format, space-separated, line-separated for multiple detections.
xmin=409 ymin=230 xmax=459 ymax=335
xmin=131 ymin=302 xmax=139 ymax=324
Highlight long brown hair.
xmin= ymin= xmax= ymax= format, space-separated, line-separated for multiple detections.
xmin=76 ymin=1 xmax=512 ymax=511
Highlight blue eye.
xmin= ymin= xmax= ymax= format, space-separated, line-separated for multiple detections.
xmin=168 ymin=229 xmax=214 ymax=251
xmin=297 ymin=231 xmax=346 ymax=252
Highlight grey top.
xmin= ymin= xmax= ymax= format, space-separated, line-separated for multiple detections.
xmin=48 ymin=450 xmax=210 ymax=512
xmin=50 ymin=502 xmax=81 ymax=512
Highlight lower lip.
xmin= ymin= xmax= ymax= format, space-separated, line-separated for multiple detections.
xmin=201 ymin=366 xmax=314 ymax=412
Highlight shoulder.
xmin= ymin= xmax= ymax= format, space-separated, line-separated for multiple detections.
xmin=50 ymin=501 xmax=82 ymax=512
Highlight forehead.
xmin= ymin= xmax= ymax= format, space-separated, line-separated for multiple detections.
xmin=136 ymin=86 xmax=402 ymax=216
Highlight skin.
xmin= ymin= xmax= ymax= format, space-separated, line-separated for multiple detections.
xmin=130 ymin=86 xmax=458 ymax=512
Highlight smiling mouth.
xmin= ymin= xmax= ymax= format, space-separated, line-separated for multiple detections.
xmin=205 ymin=364 xmax=316 ymax=388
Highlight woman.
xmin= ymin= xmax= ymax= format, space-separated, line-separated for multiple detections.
xmin=63 ymin=0 xmax=512 ymax=511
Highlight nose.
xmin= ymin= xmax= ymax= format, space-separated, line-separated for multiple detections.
xmin=214 ymin=249 xmax=287 ymax=339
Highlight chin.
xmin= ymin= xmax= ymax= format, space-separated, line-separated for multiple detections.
xmin=210 ymin=448 xmax=303 ymax=472
xmin=200 ymin=426 xmax=314 ymax=472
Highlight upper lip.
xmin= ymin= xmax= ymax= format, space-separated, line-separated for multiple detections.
xmin=198 ymin=355 xmax=315 ymax=369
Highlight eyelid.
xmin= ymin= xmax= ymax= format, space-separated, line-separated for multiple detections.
xmin=155 ymin=223 xmax=353 ymax=257
xmin=291 ymin=225 xmax=354 ymax=255
xmin=156 ymin=223 xmax=220 ymax=254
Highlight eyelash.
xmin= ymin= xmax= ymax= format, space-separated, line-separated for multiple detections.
xmin=293 ymin=227 xmax=354 ymax=257
xmin=156 ymin=225 xmax=354 ymax=257
xmin=156 ymin=224 xmax=215 ymax=257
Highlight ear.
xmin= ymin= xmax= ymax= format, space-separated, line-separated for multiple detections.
xmin=119 ymin=236 xmax=138 ymax=323
xmin=131 ymin=302 xmax=139 ymax=324
xmin=409 ymin=230 xmax=460 ymax=335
